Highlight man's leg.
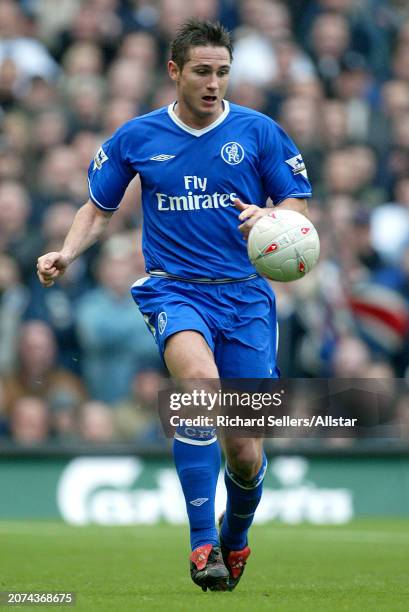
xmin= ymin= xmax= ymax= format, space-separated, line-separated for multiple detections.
xmin=213 ymin=279 xmax=275 ymax=575
xmin=218 ymin=436 xmax=267 ymax=588
xmin=164 ymin=331 xmax=228 ymax=591
xmin=221 ymin=436 xmax=266 ymax=547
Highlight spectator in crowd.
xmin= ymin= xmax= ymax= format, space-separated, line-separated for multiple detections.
xmin=114 ymin=368 xmax=167 ymax=444
xmin=0 ymin=181 xmax=42 ymax=281
xmin=279 ymin=95 xmax=323 ymax=187
xmin=65 ymin=79 xmax=105 ymax=136
xmin=24 ymin=201 xmax=89 ymax=372
xmin=52 ymin=0 xmax=123 ymax=65
xmin=102 ymin=96 xmax=138 ymax=135
xmin=347 ymin=209 xmax=384 ymax=273
xmin=370 ymin=176 xmax=409 ymax=265
xmin=331 ymin=335 xmax=372 ymax=377
xmin=75 ymin=235 xmax=160 ymax=404
xmin=298 ymin=0 xmax=388 ymax=76
xmin=2 ymin=109 xmax=31 ymax=157
xmin=107 ymin=58 xmax=152 ymax=110
xmin=154 ymin=0 xmax=192 ymax=60
xmin=333 ymin=52 xmax=377 ymax=144
xmin=0 ymin=0 xmax=59 ymax=89
xmin=49 ymin=385 xmax=82 ymax=442
xmin=0 ymin=254 xmax=29 ymax=375
xmin=231 ymin=1 xmax=315 ymax=90
xmin=8 ymin=395 xmax=51 ymax=445
xmin=308 ymin=11 xmax=352 ymax=93
xmin=322 ymin=145 xmax=381 ymax=203
xmin=320 ymin=100 xmax=349 ymax=156
xmin=118 ymin=31 xmax=159 ymax=72
xmin=30 ymin=108 xmax=68 ymax=160
xmin=35 ymin=145 xmax=86 ymax=207
xmin=78 ymin=400 xmax=116 ymax=443
xmin=392 ymin=40 xmax=409 ymax=83
xmin=3 ymin=319 xmax=86 ymax=413
xmin=61 ymin=41 xmax=104 ymax=81
xmin=18 ymin=74 xmax=59 ymax=115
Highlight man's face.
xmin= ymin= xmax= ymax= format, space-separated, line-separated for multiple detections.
xmin=169 ymin=45 xmax=231 ymax=122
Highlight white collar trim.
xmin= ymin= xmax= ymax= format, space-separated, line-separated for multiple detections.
xmin=167 ymin=100 xmax=230 ymax=136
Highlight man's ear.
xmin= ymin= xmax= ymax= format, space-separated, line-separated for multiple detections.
xmin=168 ymin=60 xmax=181 ymax=83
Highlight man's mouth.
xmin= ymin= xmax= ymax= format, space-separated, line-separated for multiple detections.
xmin=202 ymin=95 xmax=217 ymax=104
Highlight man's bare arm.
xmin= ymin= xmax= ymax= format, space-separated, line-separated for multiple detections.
xmin=37 ymin=199 xmax=113 ymax=287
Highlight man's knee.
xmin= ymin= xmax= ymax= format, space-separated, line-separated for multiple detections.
xmin=225 ymin=440 xmax=263 ymax=481
xmin=182 ymin=364 xmax=217 ymax=379
xmin=164 ymin=331 xmax=218 ymax=379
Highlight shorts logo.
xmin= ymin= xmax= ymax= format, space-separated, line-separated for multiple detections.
xmin=158 ymin=311 xmax=167 ymax=335
xmin=93 ymin=146 xmax=108 ymax=170
xmin=221 ymin=142 xmax=245 ymax=165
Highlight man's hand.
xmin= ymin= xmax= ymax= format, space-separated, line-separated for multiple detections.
xmin=234 ymin=199 xmax=272 ymax=240
xmin=37 ymin=252 xmax=71 ymax=287
xmin=36 ymin=200 xmax=113 ymax=288
xmin=235 ymin=197 xmax=309 ymax=240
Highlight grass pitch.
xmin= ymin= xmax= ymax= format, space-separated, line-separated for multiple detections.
xmin=0 ymin=520 xmax=408 ymax=611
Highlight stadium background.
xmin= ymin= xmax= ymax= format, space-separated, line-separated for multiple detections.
xmin=0 ymin=0 xmax=408 ymax=530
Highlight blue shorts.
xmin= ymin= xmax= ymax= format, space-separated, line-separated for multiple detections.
xmin=131 ymin=276 xmax=279 ymax=378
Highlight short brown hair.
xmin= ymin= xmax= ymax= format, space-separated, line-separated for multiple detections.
xmin=170 ymin=19 xmax=233 ymax=69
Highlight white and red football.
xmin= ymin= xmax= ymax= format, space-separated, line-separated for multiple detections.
xmin=247 ymin=209 xmax=320 ymax=282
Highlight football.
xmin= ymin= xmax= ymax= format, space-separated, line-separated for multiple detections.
xmin=247 ymin=209 xmax=320 ymax=282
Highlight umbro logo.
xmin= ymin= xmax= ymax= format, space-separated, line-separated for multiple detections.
xmin=150 ymin=154 xmax=176 ymax=161
xmin=189 ymin=497 xmax=209 ymax=507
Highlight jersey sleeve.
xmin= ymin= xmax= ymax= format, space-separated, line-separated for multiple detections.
xmin=87 ymin=126 xmax=136 ymax=212
xmin=259 ymin=119 xmax=312 ymax=205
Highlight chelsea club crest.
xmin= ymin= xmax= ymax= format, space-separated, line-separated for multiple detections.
xmin=221 ymin=142 xmax=245 ymax=165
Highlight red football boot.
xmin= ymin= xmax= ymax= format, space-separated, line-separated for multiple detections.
xmin=190 ymin=544 xmax=229 ymax=592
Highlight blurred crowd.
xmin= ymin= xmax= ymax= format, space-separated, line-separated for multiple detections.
xmin=0 ymin=0 xmax=409 ymax=447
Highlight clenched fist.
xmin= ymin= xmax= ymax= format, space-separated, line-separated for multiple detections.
xmin=37 ymin=252 xmax=71 ymax=288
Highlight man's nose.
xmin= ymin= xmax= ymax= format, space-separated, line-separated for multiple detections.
xmin=207 ymin=75 xmax=218 ymax=90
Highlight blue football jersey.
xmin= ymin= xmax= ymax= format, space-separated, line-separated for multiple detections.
xmin=88 ymin=101 xmax=312 ymax=279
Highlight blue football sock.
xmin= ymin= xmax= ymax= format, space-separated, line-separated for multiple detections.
xmin=173 ymin=437 xmax=221 ymax=551
xmin=221 ymin=452 xmax=268 ymax=551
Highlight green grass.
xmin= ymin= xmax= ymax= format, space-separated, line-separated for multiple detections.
xmin=0 ymin=520 xmax=408 ymax=611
